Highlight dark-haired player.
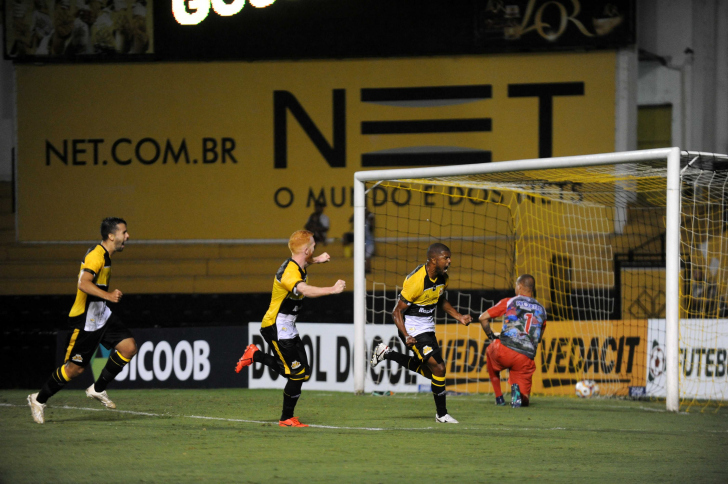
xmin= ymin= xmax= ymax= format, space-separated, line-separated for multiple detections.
xmin=235 ymin=230 xmax=346 ymax=427
xmin=478 ymin=274 xmax=547 ymax=408
xmin=28 ymin=217 xmax=138 ymax=424
xmin=371 ymin=242 xmax=472 ymax=423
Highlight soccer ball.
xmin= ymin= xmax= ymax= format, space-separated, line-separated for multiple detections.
xmin=575 ymin=380 xmax=599 ymax=398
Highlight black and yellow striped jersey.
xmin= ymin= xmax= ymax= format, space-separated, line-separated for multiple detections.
xmin=398 ymin=264 xmax=449 ymax=336
xmin=262 ymin=258 xmax=307 ymax=330
xmin=69 ymin=244 xmax=112 ymax=330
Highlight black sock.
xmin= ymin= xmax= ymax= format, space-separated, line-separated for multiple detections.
xmin=253 ymin=350 xmax=280 ymax=370
xmin=385 ymin=352 xmax=431 ymax=377
xmin=432 ymin=375 xmax=447 ymax=417
xmin=37 ymin=366 xmax=71 ymax=404
xmin=94 ymin=351 xmax=131 ymax=393
xmin=281 ymin=379 xmax=304 ymax=421
xmin=384 ymin=350 xmax=409 ymax=366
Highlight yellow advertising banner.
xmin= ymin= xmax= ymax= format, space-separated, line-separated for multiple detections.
xmin=436 ymin=318 xmax=648 ymax=396
xmin=17 ymin=51 xmax=615 ymax=241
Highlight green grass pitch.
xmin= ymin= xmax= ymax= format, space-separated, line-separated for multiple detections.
xmin=1 ymin=389 xmax=727 ymax=483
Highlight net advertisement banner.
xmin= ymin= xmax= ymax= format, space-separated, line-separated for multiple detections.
xmin=56 ymin=326 xmax=248 ymax=389
xmin=531 ymin=319 xmax=648 ymax=396
xmin=646 ymin=319 xmax=728 ymax=400
xmin=248 ymin=320 xmax=648 ymax=396
xmin=247 ymin=322 xmax=430 ymax=393
xmin=17 ymin=51 xmax=616 ymax=242
xmin=430 ymin=319 xmax=648 ymax=396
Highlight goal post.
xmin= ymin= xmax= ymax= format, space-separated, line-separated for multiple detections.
xmin=353 ymin=148 xmax=728 ymax=412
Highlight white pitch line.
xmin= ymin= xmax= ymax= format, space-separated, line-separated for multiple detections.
xmin=2 ymin=403 xmax=726 ymax=433
xmin=0 ymin=403 xmax=428 ymax=431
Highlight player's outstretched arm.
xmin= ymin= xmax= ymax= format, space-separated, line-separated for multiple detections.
xmin=441 ymin=299 xmax=472 ymax=326
xmin=296 ymin=279 xmax=346 ymax=298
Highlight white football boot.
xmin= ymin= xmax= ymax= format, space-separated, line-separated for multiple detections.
xmin=27 ymin=393 xmax=46 ymax=424
xmin=86 ymin=384 xmax=116 ymax=409
xmin=435 ymin=414 xmax=459 ymax=424
xmin=370 ymin=343 xmax=391 ymax=368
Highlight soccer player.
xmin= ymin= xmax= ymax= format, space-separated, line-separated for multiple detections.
xmin=478 ymin=274 xmax=547 ymax=408
xmin=370 ymin=242 xmax=472 ymax=424
xmin=235 ymin=230 xmax=346 ymax=427
xmin=27 ymin=217 xmax=138 ymax=424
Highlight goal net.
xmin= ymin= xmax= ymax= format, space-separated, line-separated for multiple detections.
xmin=353 ymin=148 xmax=728 ymax=412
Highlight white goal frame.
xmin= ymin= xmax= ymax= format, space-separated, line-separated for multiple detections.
xmin=353 ymin=147 xmax=683 ymax=411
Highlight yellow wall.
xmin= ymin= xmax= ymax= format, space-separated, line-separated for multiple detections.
xmin=17 ymin=51 xmax=616 ymax=241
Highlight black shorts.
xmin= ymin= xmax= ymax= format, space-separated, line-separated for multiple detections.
xmin=63 ymin=313 xmax=134 ymax=367
xmin=260 ymin=325 xmax=310 ymax=381
xmin=398 ymin=331 xmax=443 ymax=364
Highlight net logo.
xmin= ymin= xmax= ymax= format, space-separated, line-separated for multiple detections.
xmin=173 ymin=0 xmax=277 ymax=26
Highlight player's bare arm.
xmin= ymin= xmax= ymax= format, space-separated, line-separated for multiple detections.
xmin=441 ymin=299 xmax=472 ymax=326
xmin=77 ymin=271 xmax=123 ymax=303
xmin=311 ymin=252 xmax=331 ymax=264
xmin=478 ymin=310 xmax=498 ymax=339
xmin=296 ymin=279 xmax=346 ymax=298
xmin=392 ymin=299 xmax=416 ymax=347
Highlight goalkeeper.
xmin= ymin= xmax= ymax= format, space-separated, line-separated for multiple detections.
xmin=478 ymin=274 xmax=547 ymax=408
xmin=370 ymin=243 xmax=472 ymax=423
xmin=235 ymin=230 xmax=346 ymax=427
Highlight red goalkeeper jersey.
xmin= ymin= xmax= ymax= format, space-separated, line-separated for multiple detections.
xmin=487 ymin=296 xmax=547 ymax=359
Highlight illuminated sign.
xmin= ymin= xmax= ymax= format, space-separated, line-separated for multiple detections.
xmin=172 ymin=0 xmax=277 ymax=25
xmin=153 ymin=0 xmax=635 ymax=61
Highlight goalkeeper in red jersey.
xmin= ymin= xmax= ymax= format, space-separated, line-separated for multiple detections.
xmin=370 ymin=243 xmax=472 ymax=423
xmin=478 ymin=274 xmax=547 ymax=408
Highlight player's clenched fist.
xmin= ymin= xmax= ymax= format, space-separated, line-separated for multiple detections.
xmin=457 ymin=314 xmax=473 ymax=326
xmin=107 ymin=289 xmax=123 ymax=303
xmin=331 ymin=280 xmax=346 ymax=294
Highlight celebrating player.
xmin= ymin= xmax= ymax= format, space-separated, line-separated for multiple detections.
xmin=27 ymin=217 xmax=138 ymax=424
xmin=235 ymin=230 xmax=346 ymax=427
xmin=478 ymin=274 xmax=547 ymax=408
xmin=370 ymin=242 xmax=472 ymax=423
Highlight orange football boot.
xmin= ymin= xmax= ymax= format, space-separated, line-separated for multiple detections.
xmin=235 ymin=344 xmax=259 ymax=373
xmin=278 ymin=417 xmax=309 ymax=427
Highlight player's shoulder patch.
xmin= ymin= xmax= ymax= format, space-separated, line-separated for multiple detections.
xmin=276 ymin=258 xmax=305 ymax=281
xmin=82 ymin=244 xmax=106 ymax=270
xmin=406 ymin=264 xmax=425 ymax=280
xmin=275 ymin=259 xmax=291 ymax=280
